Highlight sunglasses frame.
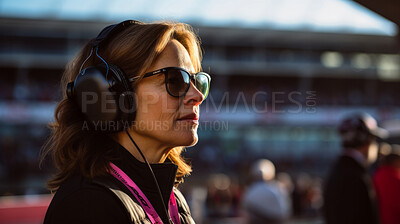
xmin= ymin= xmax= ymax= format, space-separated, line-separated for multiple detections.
xmin=137 ymin=67 xmax=211 ymax=98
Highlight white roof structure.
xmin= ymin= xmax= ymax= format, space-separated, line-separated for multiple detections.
xmin=0 ymin=0 xmax=397 ymax=36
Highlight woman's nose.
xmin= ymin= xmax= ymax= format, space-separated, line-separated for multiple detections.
xmin=183 ymin=82 xmax=205 ymax=105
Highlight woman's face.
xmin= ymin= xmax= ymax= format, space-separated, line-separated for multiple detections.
xmin=132 ymin=39 xmax=205 ymax=149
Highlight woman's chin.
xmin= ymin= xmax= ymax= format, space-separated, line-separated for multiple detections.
xmin=173 ymin=131 xmax=198 ymax=147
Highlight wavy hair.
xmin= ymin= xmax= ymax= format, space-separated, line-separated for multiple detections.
xmin=41 ymin=21 xmax=202 ymax=191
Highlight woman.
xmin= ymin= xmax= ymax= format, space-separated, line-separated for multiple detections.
xmin=42 ymin=20 xmax=210 ymax=224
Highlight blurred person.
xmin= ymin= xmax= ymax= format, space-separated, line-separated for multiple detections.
xmin=373 ymin=145 xmax=400 ymax=224
xmin=305 ymin=177 xmax=323 ymax=217
xmin=205 ymin=173 xmax=233 ymax=218
xmin=291 ymin=173 xmax=311 ymax=218
xmin=41 ymin=20 xmax=211 ymax=224
xmin=242 ymin=159 xmax=291 ymax=224
xmin=323 ymin=113 xmax=387 ymax=224
xmin=276 ymin=172 xmax=294 ymax=195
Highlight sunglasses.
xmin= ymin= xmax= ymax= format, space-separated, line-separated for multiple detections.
xmin=132 ymin=67 xmax=211 ymax=99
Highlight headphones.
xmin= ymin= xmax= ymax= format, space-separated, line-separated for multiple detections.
xmin=66 ymin=20 xmax=139 ymax=132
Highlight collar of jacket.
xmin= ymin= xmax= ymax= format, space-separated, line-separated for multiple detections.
xmin=109 ymin=139 xmax=178 ymax=221
xmin=110 ymin=140 xmax=178 ymax=193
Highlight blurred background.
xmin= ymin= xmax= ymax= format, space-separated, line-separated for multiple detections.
xmin=1 ymin=0 xmax=400 ymax=223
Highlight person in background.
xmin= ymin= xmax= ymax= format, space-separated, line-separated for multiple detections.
xmin=373 ymin=145 xmax=400 ymax=224
xmin=323 ymin=113 xmax=388 ymax=224
xmin=242 ymin=159 xmax=291 ymax=224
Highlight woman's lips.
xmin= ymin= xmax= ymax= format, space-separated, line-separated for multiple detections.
xmin=177 ymin=113 xmax=199 ymax=124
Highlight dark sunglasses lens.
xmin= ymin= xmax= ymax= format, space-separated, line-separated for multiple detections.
xmin=195 ymin=72 xmax=210 ymax=98
xmin=167 ymin=69 xmax=190 ymax=97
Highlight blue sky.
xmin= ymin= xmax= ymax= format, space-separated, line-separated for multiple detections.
xmin=0 ymin=0 xmax=396 ymax=36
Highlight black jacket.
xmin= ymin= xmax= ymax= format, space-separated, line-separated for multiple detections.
xmin=323 ymin=155 xmax=379 ymax=224
xmin=44 ymin=142 xmax=195 ymax=224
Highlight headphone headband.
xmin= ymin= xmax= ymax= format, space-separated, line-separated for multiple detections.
xmin=92 ymin=20 xmax=140 ymax=48
xmin=67 ymin=20 xmax=140 ymax=132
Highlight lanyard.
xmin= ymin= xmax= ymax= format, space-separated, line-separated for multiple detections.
xmin=109 ymin=163 xmax=181 ymax=224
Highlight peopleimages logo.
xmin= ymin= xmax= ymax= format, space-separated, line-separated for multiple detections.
xmin=78 ymin=90 xmax=317 ymax=114
xmin=79 ymin=90 xmax=317 ymax=131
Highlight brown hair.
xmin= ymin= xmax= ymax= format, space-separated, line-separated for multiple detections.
xmin=41 ymin=21 xmax=202 ymax=191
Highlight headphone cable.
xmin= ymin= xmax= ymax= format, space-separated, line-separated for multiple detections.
xmin=125 ymin=130 xmax=173 ymax=224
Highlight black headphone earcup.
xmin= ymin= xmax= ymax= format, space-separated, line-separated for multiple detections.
xmin=107 ymin=64 xmax=136 ymax=123
xmin=70 ymin=65 xmax=136 ymax=132
xmin=73 ymin=66 xmax=119 ymax=126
